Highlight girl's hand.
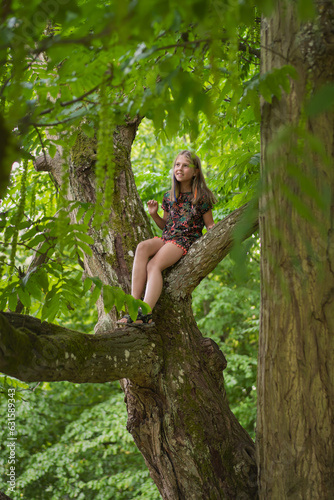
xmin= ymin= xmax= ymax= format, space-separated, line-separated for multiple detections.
xmin=147 ymin=200 xmax=159 ymax=216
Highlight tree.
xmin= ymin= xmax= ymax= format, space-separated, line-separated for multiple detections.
xmin=0 ymin=1 xmax=333 ymax=499
xmin=0 ymin=135 xmax=259 ymax=497
xmin=257 ymin=1 xmax=334 ymax=497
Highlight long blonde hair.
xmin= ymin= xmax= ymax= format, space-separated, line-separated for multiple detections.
xmin=170 ymin=150 xmax=216 ymax=206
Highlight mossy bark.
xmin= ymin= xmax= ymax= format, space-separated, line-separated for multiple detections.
xmin=124 ymin=298 xmax=257 ymax=499
xmin=258 ymin=2 xmax=334 ymax=498
xmin=68 ymin=119 xmax=152 ymax=333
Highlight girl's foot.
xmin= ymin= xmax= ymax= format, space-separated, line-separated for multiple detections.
xmin=117 ymin=308 xmax=155 ymax=327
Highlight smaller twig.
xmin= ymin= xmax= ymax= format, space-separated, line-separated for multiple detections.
xmin=34 ymin=125 xmax=48 ymax=167
xmin=0 ymin=240 xmax=57 ymax=262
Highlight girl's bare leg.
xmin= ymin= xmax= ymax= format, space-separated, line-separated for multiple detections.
xmin=131 ymin=238 xmax=165 ymax=300
xmin=144 ymin=242 xmax=184 ymax=310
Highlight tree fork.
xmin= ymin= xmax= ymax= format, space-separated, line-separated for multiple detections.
xmin=123 ymin=298 xmax=258 ymax=499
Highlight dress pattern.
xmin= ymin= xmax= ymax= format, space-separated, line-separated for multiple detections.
xmin=159 ymin=191 xmax=212 ymax=254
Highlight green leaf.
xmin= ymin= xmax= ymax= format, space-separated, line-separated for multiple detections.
xmin=83 ymin=277 xmax=93 ymax=294
xmin=297 ymin=0 xmax=316 ymax=20
xmin=102 ymin=284 xmax=115 ymax=313
xmin=49 ymin=144 xmax=57 ymax=158
xmin=125 ymin=294 xmax=139 ymax=321
xmin=74 ymin=231 xmax=94 ymax=245
xmin=4 ymin=225 xmax=15 ymax=240
xmin=25 ymin=275 xmax=43 ymax=301
xmin=137 ymin=300 xmax=151 ymax=316
xmin=36 ymin=269 xmax=49 ymax=292
xmin=18 ymin=221 xmax=32 ymax=230
xmin=17 ymin=286 xmax=31 ymax=308
xmin=41 ymin=293 xmax=60 ymax=322
xmin=84 ymin=208 xmax=94 ymax=226
xmin=0 ymin=296 xmax=7 ymax=310
xmin=76 ymin=206 xmax=88 ymax=222
xmin=8 ymin=291 xmax=18 ymax=312
xmin=114 ymin=287 xmax=126 ymax=312
xmin=89 ymin=276 xmax=102 ymax=287
xmin=90 ymin=282 xmax=102 ymax=304
xmin=81 ymin=123 xmax=95 ymax=138
xmin=259 ymin=78 xmax=272 ymax=103
xmin=76 ymin=240 xmax=93 ymax=257
xmin=306 ymin=84 xmax=334 ymax=117
xmin=28 ymin=233 xmax=47 ymax=248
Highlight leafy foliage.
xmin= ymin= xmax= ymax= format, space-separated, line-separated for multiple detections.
xmin=0 ymin=0 xmax=266 ymax=320
xmin=0 ymin=0 xmax=267 ymax=170
xmin=1 ymin=0 xmax=328 ymax=497
xmin=0 ymin=379 xmax=160 ymax=499
xmin=0 ymin=164 xmax=150 ymax=325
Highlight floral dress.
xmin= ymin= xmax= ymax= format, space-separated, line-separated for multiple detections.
xmin=159 ymin=191 xmax=212 ymax=255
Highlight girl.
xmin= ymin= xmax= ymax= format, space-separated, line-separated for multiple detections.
xmin=118 ymin=150 xmax=216 ymax=326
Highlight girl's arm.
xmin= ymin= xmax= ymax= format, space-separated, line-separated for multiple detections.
xmin=147 ymin=200 xmax=167 ymax=230
xmin=203 ymin=209 xmax=215 ymax=230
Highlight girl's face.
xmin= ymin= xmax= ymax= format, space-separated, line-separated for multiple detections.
xmin=174 ymin=155 xmax=196 ymax=184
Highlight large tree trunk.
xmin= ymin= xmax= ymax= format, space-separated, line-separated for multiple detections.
xmin=258 ymin=1 xmax=334 ymax=498
xmin=0 ymin=118 xmax=259 ymax=498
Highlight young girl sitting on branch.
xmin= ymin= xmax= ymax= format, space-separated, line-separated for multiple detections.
xmin=118 ymin=150 xmax=216 ymax=326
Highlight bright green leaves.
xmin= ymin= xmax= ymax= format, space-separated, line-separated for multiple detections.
xmin=1 ymin=0 xmax=263 ymax=171
xmin=0 ymin=174 xmax=98 ymax=323
xmin=207 ymin=64 xmax=298 ymax=210
xmin=80 ymin=278 xmax=151 ymax=322
xmin=0 ymin=374 xmax=31 ymax=398
xmin=101 ymin=282 xmax=151 ymax=321
xmin=58 ymin=219 xmax=95 ymax=259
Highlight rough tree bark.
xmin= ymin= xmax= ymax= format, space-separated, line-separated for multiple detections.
xmin=0 ymin=118 xmax=258 ymax=499
xmin=258 ymin=1 xmax=334 ymax=498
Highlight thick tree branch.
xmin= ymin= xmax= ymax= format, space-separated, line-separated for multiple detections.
xmin=166 ymin=203 xmax=258 ymax=298
xmin=0 ymin=313 xmax=162 ymax=384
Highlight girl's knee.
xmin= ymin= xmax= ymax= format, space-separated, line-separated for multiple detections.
xmin=136 ymin=240 xmax=150 ymax=256
xmin=135 ymin=238 xmax=160 ymax=258
xmin=136 ymin=240 xmax=146 ymax=252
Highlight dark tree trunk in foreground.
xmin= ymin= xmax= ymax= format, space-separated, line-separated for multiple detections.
xmin=0 ymin=120 xmax=258 ymax=499
xmin=258 ymin=2 xmax=334 ymax=498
